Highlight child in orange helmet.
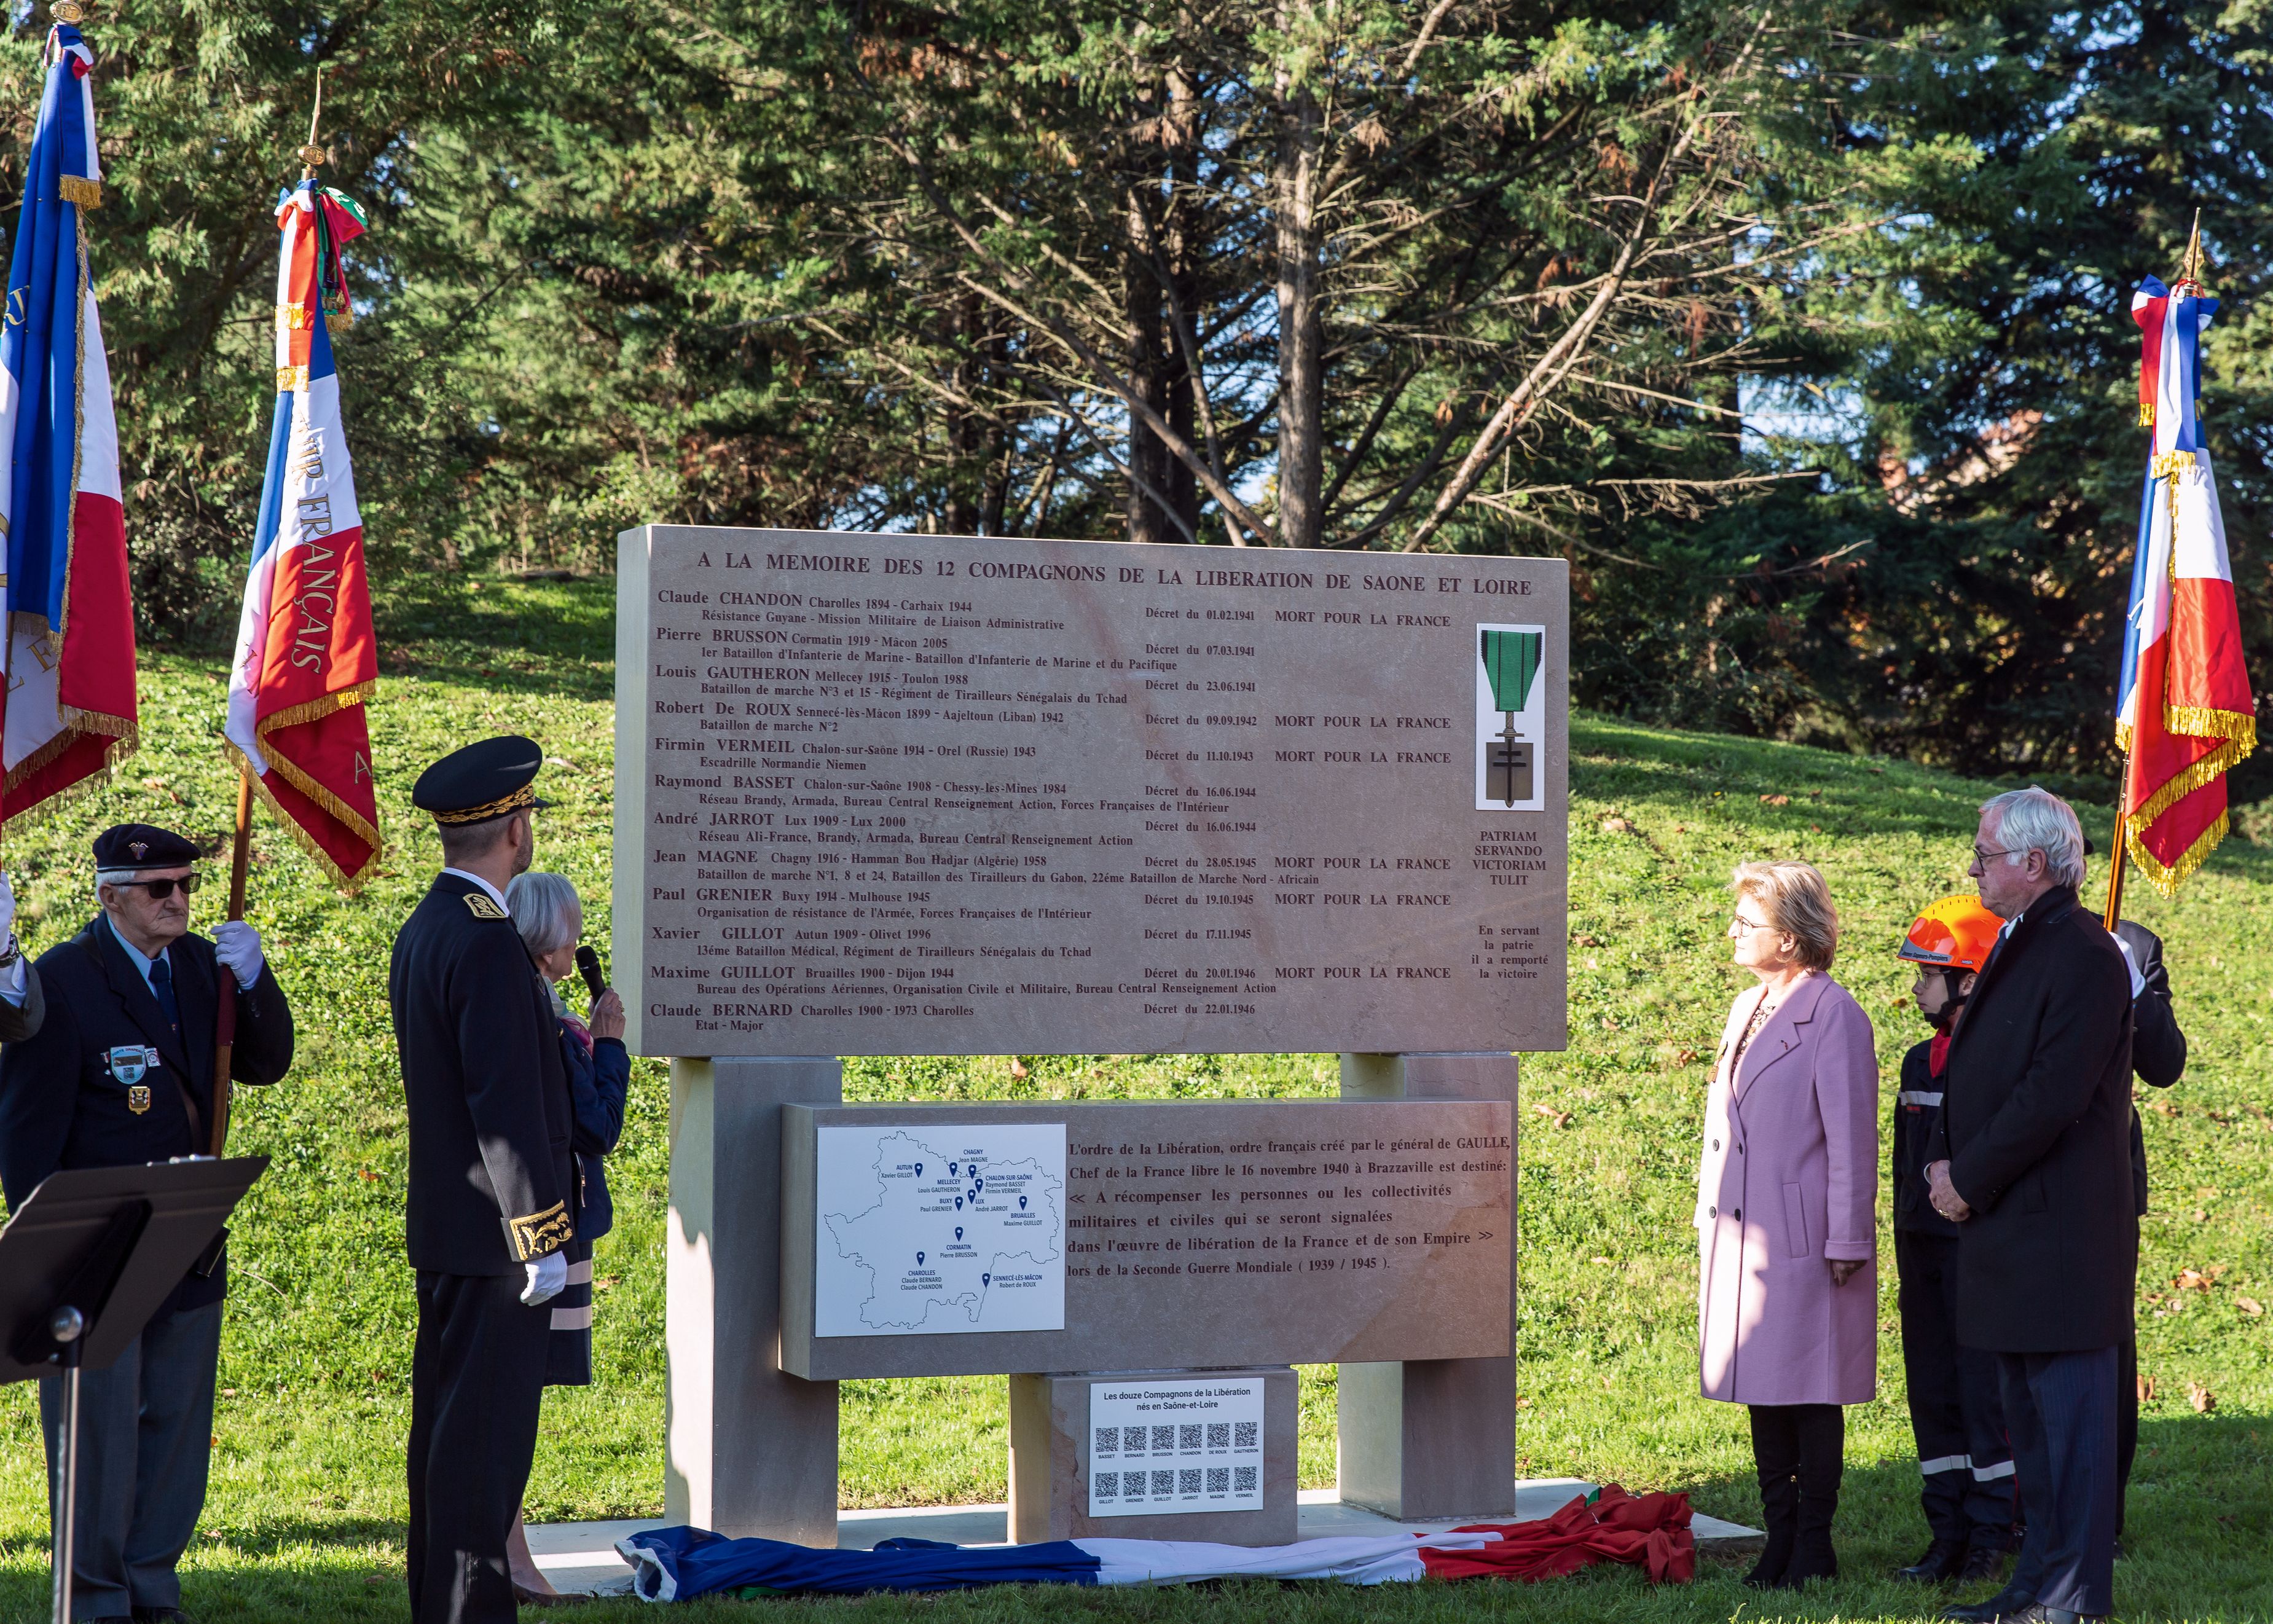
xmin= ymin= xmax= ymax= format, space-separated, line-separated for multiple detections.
xmin=1891 ymin=896 xmax=2019 ymax=1585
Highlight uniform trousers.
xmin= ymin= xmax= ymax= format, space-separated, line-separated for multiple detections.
xmin=407 ymin=1271 xmax=551 ymax=1624
xmin=2116 ymin=1335 xmax=2138 ymax=1539
xmin=37 ymin=1298 xmax=223 ymax=1622
xmin=1998 ymin=1346 xmax=2118 ymax=1616
xmin=1894 ymin=1230 xmax=2017 ymax=1549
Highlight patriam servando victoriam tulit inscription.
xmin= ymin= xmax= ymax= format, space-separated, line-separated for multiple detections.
xmin=612 ymin=527 xmax=1569 ymax=1059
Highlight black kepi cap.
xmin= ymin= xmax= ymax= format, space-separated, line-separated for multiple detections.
xmin=95 ymin=823 xmax=200 ymax=875
xmin=412 ymin=734 xmax=552 ymax=826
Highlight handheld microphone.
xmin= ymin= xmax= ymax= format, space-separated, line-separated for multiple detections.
xmin=575 ymin=944 xmax=607 ymax=1000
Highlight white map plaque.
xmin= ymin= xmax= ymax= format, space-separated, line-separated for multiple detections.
xmin=1087 ymin=1377 xmax=1267 ymax=1517
xmin=814 ymin=1122 xmax=1067 ymax=1336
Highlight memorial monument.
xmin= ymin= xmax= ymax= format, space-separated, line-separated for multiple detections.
xmin=613 ymin=527 xmax=1568 ymax=1545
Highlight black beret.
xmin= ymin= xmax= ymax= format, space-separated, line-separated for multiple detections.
xmin=94 ymin=823 xmax=200 ymax=873
xmin=412 ymin=734 xmax=552 ymax=825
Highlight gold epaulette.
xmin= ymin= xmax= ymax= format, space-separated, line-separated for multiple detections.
xmin=463 ymin=892 xmax=508 ymax=921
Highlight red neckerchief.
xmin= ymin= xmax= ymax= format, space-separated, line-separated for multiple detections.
xmin=1928 ymin=1030 xmax=1951 ymax=1079
xmin=560 ymin=1009 xmax=595 ymax=1061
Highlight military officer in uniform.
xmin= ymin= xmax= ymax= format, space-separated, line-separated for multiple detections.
xmin=391 ymin=737 xmax=576 ymax=1624
xmin=0 ymin=823 xmax=292 ymax=1624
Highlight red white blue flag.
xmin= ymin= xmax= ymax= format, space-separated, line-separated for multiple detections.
xmin=223 ymin=179 xmax=382 ymax=888
xmin=2116 ymin=276 xmax=2256 ymax=892
xmin=0 ymin=16 xmax=138 ymax=826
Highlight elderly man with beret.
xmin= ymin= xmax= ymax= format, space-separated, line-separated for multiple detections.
xmin=390 ymin=737 xmax=578 ymax=1624
xmin=0 ymin=822 xmax=293 ymax=1624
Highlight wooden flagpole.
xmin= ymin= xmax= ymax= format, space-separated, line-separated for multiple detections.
xmin=2107 ymin=211 xmax=2209 ymax=934
xmin=211 ymin=72 xmax=328 ymax=1156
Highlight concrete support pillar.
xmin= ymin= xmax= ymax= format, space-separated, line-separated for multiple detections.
xmin=666 ymin=1055 xmax=842 ymax=1542
xmin=1335 ymin=1051 xmax=1519 ymax=1520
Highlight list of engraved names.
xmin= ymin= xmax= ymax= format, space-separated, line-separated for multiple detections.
xmin=616 ymin=527 xmax=1568 ymax=1057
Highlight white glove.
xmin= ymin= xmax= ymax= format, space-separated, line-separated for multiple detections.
xmin=522 ymin=1252 xmax=567 ymax=1306
xmin=0 ymin=867 xmax=17 ymax=944
xmin=214 ymin=919 xmax=265 ymax=990
xmin=2112 ymin=931 xmax=2148 ymax=1001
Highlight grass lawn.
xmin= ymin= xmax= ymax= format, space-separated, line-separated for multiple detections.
xmin=3 ymin=576 xmax=2271 ymax=1621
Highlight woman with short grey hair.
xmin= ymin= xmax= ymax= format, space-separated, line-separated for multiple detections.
xmin=501 ymin=869 xmax=629 ymax=1602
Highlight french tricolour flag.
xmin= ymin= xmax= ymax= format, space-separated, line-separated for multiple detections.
xmin=2116 ymin=277 xmax=2257 ymax=892
xmin=222 ymin=179 xmax=383 ymax=888
xmin=0 ymin=17 xmax=138 ymax=825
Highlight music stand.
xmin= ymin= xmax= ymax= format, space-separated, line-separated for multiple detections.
xmin=0 ymin=1156 xmax=269 ymax=1624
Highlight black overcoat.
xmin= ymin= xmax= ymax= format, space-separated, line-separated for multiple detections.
xmin=388 ymin=873 xmax=573 ymax=1274
xmin=0 ymin=916 xmax=294 ymax=1310
xmin=1933 ymin=885 xmax=2135 ymax=1352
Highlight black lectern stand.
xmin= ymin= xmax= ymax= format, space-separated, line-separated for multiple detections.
xmin=0 ymin=1157 xmax=268 ymax=1624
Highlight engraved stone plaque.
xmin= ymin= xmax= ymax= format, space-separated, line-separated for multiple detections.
xmin=779 ymin=1099 xmax=1512 ymax=1381
xmin=613 ymin=526 xmax=1568 ymax=1057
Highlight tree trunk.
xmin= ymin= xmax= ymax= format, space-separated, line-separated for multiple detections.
xmin=1124 ymin=184 xmax=1180 ymax=546
xmin=1273 ymin=66 xmax=1324 ymax=549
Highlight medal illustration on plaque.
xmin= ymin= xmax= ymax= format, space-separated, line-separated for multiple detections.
xmin=1475 ymin=626 xmax=1546 ymax=811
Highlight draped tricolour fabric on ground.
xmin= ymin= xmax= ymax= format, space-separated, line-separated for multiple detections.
xmin=617 ymin=1486 xmax=1694 ymax=1601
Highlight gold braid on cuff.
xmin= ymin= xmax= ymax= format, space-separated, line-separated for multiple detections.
xmin=509 ymin=1201 xmax=573 ymax=1261
xmin=434 ymin=785 xmax=537 ymax=826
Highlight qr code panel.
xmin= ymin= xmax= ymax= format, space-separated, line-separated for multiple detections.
xmin=1179 ymin=1424 xmax=1203 ymax=1450
xmin=1123 ymin=1427 xmax=1147 ymax=1453
xmin=1094 ymin=1427 xmax=1117 ymax=1455
xmin=1094 ymin=1473 xmax=1118 ymax=1497
xmin=1179 ymin=1469 xmax=1201 ymax=1494
xmin=1234 ymin=1421 xmax=1258 ymax=1448
xmin=1151 ymin=1470 xmax=1174 ymax=1495
xmin=1234 ymin=1465 xmax=1258 ymax=1492
xmin=1207 ymin=1423 xmax=1230 ymax=1448
xmin=1152 ymin=1426 xmax=1176 ymax=1451
xmin=1207 ymin=1467 xmax=1230 ymax=1493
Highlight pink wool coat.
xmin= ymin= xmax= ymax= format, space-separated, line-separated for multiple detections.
xmin=1695 ymin=971 xmax=1880 ymax=1405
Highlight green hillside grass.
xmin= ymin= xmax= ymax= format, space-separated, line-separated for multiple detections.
xmin=4 ymin=576 xmax=2271 ymax=1622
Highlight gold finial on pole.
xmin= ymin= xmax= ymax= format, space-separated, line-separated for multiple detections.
xmin=297 ymin=66 xmax=326 ymax=178
xmin=52 ymin=2 xmax=84 ymax=23
xmin=2180 ymin=208 xmax=2205 ymax=290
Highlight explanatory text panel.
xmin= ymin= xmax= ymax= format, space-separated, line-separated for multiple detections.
xmin=614 ymin=526 xmax=1568 ymax=1057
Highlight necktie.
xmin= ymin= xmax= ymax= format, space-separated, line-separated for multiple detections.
xmin=150 ymin=954 xmax=181 ymax=1038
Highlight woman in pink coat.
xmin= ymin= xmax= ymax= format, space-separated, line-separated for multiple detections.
xmin=1697 ymin=858 xmax=1878 ymax=1590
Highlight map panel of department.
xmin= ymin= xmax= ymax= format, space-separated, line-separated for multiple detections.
xmin=815 ymin=1123 xmax=1067 ymax=1336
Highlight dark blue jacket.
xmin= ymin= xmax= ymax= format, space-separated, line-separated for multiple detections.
xmin=561 ymin=1020 xmax=629 ymax=1244
xmin=0 ymin=916 xmax=293 ymax=1311
xmin=1892 ymin=1037 xmax=1957 ymax=1238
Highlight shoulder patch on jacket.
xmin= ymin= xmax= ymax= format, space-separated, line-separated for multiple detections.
xmin=462 ymin=892 xmax=508 ymax=922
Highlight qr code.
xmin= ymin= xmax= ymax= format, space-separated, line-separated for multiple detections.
xmin=1207 ymin=1467 xmax=1230 ymax=1493
xmin=1179 ymin=1469 xmax=1201 ymax=1494
xmin=1234 ymin=1421 xmax=1258 ymax=1449
xmin=1123 ymin=1427 xmax=1147 ymax=1453
xmin=1094 ymin=1427 xmax=1117 ymax=1456
xmin=1152 ymin=1426 xmax=1176 ymax=1452
xmin=1151 ymin=1470 xmax=1174 ymax=1496
xmin=1179 ymin=1424 xmax=1203 ymax=1451
xmin=1207 ymin=1423 xmax=1230 ymax=1448
xmin=1235 ymin=1465 xmax=1257 ymax=1493
xmin=1094 ymin=1472 xmax=1118 ymax=1497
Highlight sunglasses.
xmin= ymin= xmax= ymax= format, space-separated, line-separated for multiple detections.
xmin=106 ymin=872 xmax=203 ymax=901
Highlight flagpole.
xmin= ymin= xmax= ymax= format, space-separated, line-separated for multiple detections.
xmin=210 ymin=73 xmax=326 ymax=1156
xmin=2106 ymin=210 xmax=2211 ymax=934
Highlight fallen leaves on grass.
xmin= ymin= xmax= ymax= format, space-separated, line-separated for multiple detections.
xmin=1760 ymin=793 xmax=1791 ymax=806
xmin=1530 ymin=1102 xmax=1572 ymax=1129
xmin=1672 ymin=1047 xmax=1699 ymax=1067
xmin=2191 ymin=1382 xmax=2218 ymax=1414
xmin=1600 ymin=816 xmax=1635 ymax=834
xmin=1009 ymin=1057 xmax=1030 ymax=1079
xmin=2239 ymin=1296 xmax=2264 ymax=1317
xmin=2138 ymin=1374 xmax=2157 ymax=1403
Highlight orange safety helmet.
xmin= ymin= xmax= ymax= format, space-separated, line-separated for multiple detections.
xmin=1898 ymin=895 xmax=2006 ymax=973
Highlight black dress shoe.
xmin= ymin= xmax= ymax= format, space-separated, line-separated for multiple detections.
xmin=2008 ymin=1608 xmax=2105 ymax=1624
xmin=1943 ymin=1586 xmax=2038 ymax=1623
xmin=1958 ymin=1544 xmax=2011 ymax=1583
xmin=1898 ymin=1539 xmax=1969 ymax=1582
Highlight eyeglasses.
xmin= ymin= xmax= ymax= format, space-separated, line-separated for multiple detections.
xmin=106 ymin=873 xmax=202 ymax=901
xmin=1970 ymin=845 xmax=2019 ymax=866
xmin=1730 ymin=914 xmax=1771 ymax=932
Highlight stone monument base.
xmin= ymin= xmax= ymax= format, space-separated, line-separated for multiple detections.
xmin=1008 ymin=1367 xmax=1300 ymax=1545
